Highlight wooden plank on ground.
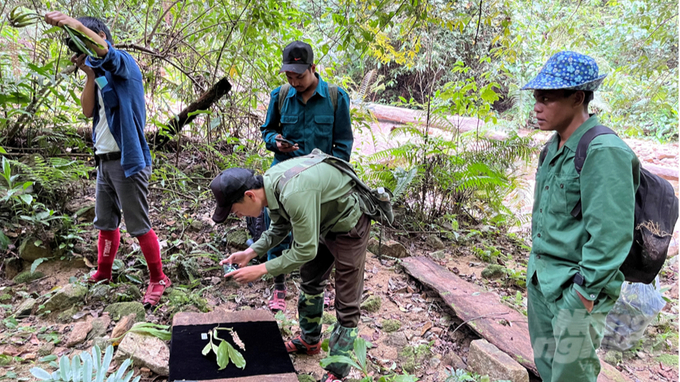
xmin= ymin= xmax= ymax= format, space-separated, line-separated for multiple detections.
xmin=401 ymin=256 xmax=629 ymax=382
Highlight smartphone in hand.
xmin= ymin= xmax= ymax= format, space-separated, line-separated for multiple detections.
xmin=223 ymin=263 xmax=239 ymax=276
xmin=275 ymin=136 xmax=296 ymax=146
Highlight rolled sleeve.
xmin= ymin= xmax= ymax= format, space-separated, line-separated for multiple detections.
xmin=575 ymin=146 xmax=637 ymax=300
xmin=331 ymin=88 xmax=353 ymax=161
xmin=261 ymin=87 xmax=282 ymax=153
xmin=265 ymin=190 xmax=320 ymax=276
xmin=87 ymin=44 xmax=129 ymax=79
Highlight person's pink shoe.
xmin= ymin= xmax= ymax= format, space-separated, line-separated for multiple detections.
xmin=320 ymin=372 xmax=343 ymax=382
xmin=87 ymin=273 xmax=112 ymax=284
xmin=268 ymin=289 xmax=286 ymax=312
xmin=142 ymin=276 xmax=171 ymax=306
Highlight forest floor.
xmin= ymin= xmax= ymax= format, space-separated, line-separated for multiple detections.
xmin=0 ymin=130 xmax=677 ymax=382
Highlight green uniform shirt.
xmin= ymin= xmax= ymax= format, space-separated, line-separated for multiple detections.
xmin=529 ymin=116 xmax=640 ymax=303
xmin=250 ymin=158 xmax=364 ymax=276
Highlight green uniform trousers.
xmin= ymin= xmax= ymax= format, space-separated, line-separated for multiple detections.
xmin=528 ymin=276 xmax=616 ymax=382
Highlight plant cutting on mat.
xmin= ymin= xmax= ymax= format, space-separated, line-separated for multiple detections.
xmin=202 ymin=326 xmax=246 ymax=370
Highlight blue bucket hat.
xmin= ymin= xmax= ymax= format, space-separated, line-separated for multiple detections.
xmin=522 ymin=51 xmax=606 ymax=91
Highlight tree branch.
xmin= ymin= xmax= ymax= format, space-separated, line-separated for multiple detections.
xmin=147 ymin=0 xmax=182 ymax=45
xmin=114 ymin=43 xmax=204 ymax=91
xmin=474 ymin=0 xmax=483 ymax=46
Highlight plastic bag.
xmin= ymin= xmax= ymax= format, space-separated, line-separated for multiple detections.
xmin=601 ymin=277 xmax=666 ymax=351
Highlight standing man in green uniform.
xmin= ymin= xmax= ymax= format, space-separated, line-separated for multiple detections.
xmin=256 ymin=41 xmax=353 ymax=312
xmin=210 ymin=155 xmax=368 ymax=382
xmin=524 ymin=51 xmax=640 ymax=382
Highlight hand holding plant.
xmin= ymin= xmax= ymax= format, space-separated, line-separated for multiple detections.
xmin=7 ymin=7 xmax=106 ymax=58
xmin=43 ymin=12 xmax=82 ymax=30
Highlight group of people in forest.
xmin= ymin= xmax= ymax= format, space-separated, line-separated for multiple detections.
xmin=46 ymin=9 xmax=640 ymax=382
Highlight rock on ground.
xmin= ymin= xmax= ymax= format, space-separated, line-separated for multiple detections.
xmin=18 ymin=238 xmax=52 ymax=261
xmin=65 ymin=321 xmax=94 ymax=347
xmin=41 ymin=283 xmax=88 ymax=314
xmin=15 ymin=298 xmax=37 ymax=318
xmin=115 ymin=331 xmax=169 ymax=376
xmin=467 ymin=339 xmax=528 ymax=382
xmin=104 ymin=302 xmax=146 ymax=321
xmin=367 ymin=238 xmax=409 ymax=258
xmin=425 ymin=235 xmax=446 ymax=250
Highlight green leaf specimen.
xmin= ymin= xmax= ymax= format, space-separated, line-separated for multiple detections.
xmin=202 ymin=327 xmax=246 ymax=371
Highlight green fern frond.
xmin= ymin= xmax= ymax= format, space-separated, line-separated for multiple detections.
xmin=358 ymin=69 xmax=377 ymax=101
xmin=388 ymin=125 xmax=425 ymax=138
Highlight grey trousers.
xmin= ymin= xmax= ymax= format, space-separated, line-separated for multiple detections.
xmin=94 ymin=160 xmax=152 ymax=237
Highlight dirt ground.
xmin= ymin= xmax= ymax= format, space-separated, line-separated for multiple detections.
xmin=0 ymin=135 xmax=678 ymax=382
xmin=1 ymin=224 xmax=677 ymax=381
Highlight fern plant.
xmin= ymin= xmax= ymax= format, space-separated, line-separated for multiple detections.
xmin=30 ymin=345 xmax=140 ymax=382
xmin=363 ymin=116 xmax=534 ymax=227
xmin=8 ymin=155 xmax=90 ymax=199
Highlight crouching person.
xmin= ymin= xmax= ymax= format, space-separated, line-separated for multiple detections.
xmin=210 ymin=153 xmax=373 ymax=382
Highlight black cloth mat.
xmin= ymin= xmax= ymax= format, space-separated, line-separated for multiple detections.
xmin=169 ymin=321 xmax=295 ymax=381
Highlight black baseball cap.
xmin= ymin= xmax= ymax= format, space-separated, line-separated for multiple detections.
xmin=210 ymin=168 xmax=258 ymax=223
xmin=280 ymin=41 xmax=313 ymax=74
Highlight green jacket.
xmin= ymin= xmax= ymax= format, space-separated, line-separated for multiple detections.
xmin=250 ymin=158 xmax=363 ymax=276
xmin=529 ymin=116 xmax=640 ymax=303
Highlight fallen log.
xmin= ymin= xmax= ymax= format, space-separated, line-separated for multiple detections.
xmin=152 ymin=77 xmax=232 ymax=149
xmin=642 ymin=162 xmax=679 ymax=182
xmin=366 ymin=103 xmax=678 ymax=182
xmin=364 ymin=102 xmax=508 ymax=140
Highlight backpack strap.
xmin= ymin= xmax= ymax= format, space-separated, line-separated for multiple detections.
xmin=573 ymin=125 xmax=617 ymax=173
xmin=276 ymin=150 xmax=329 ymax=192
xmin=277 ymin=84 xmax=291 ymax=117
xmin=328 ymin=84 xmax=338 ymax=111
xmin=538 ymin=145 xmax=549 ymax=166
xmin=277 ymin=83 xmax=338 ymax=115
xmin=538 ymin=133 xmax=557 ymax=167
xmin=570 ymin=125 xmax=618 ymax=218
